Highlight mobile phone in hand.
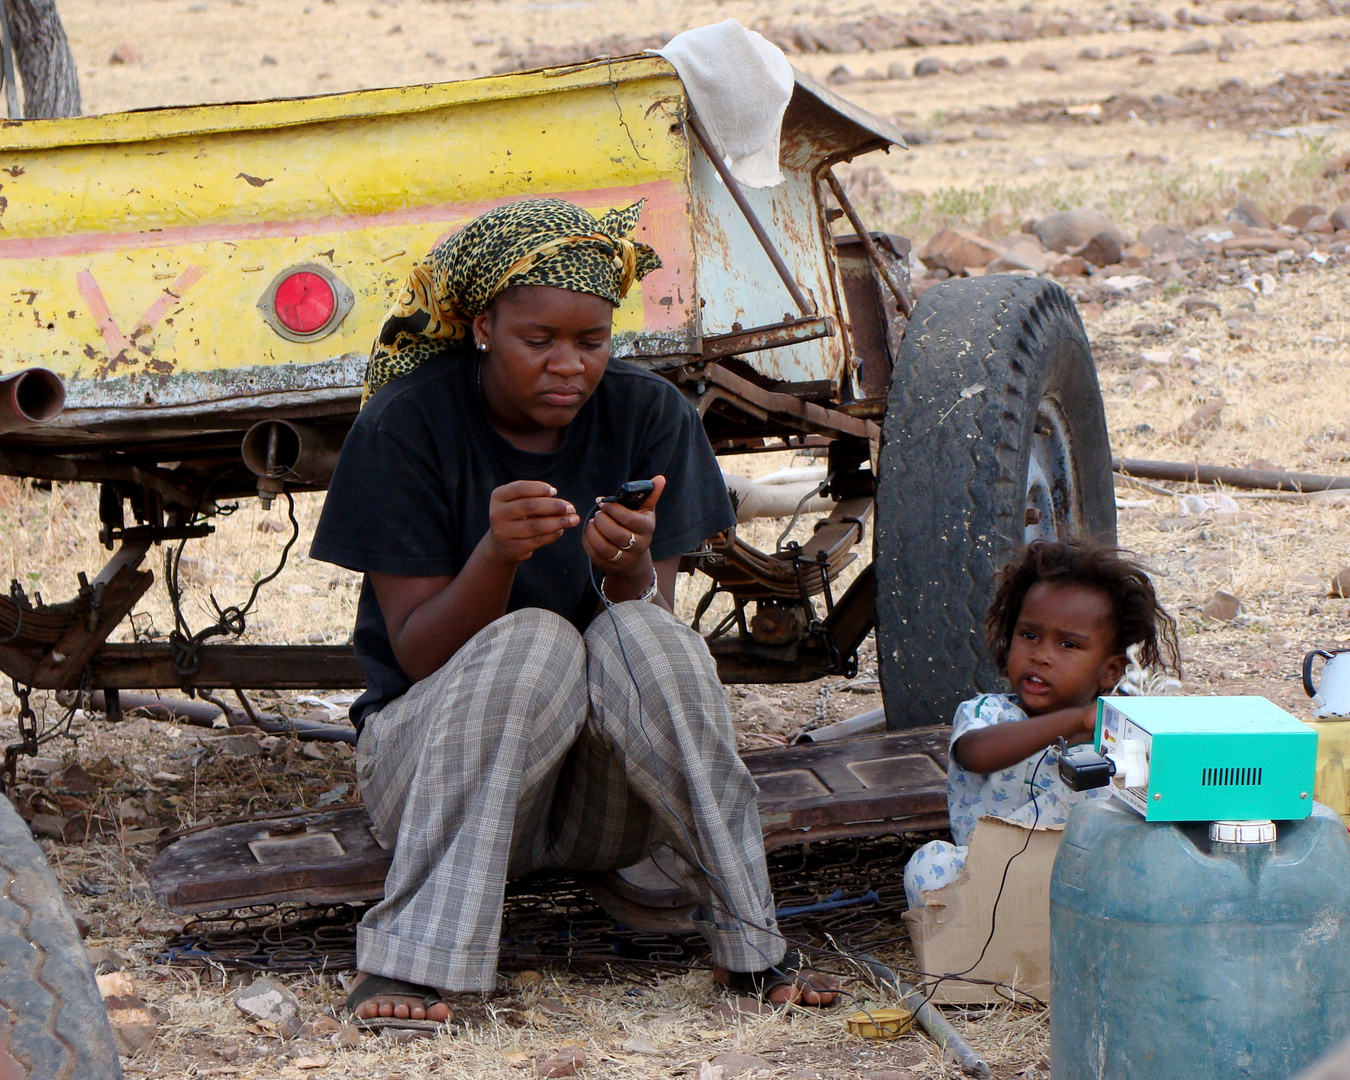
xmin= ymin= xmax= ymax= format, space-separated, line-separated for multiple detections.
xmin=601 ymin=480 xmax=655 ymax=510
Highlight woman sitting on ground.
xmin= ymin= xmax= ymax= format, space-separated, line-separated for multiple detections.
xmin=311 ymin=198 xmax=837 ymax=1024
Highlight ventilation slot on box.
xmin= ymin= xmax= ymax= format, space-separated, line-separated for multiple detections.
xmin=1201 ymin=766 xmax=1263 ymax=787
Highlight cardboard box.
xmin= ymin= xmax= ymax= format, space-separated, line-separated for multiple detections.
xmin=902 ymin=815 xmax=1062 ymax=1005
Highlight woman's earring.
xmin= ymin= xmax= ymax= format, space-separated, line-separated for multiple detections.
xmin=477 ymin=341 xmax=488 ymax=352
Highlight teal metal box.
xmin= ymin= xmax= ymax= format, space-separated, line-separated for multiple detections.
xmin=1094 ymin=696 xmax=1317 ymax=822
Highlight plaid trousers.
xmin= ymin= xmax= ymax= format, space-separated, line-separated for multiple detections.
xmin=354 ymin=602 xmax=785 ymax=992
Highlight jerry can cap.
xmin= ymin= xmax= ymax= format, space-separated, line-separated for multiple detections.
xmin=1209 ymin=820 xmax=1277 ymax=845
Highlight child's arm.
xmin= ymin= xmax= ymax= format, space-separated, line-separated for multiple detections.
xmin=953 ymin=702 xmax=1096 ymax=775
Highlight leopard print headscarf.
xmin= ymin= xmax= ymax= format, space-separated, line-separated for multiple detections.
xmin=361 ymin=198 xmax=662 ymax=404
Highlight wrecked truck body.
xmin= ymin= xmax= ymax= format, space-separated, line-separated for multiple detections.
xmin=0 ymin=55 xmax=1115 ymax=904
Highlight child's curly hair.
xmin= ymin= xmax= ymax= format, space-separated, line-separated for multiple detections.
xmin=985 ymin=539 xmax=1181 ymax=677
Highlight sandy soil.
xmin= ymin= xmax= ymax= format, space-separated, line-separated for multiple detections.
xmin=3 ymin=2 xmax=1350 ymax=1077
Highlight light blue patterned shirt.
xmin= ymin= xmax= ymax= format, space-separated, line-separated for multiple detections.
xmin=946 ymin=693 xmax=1109 ymax=847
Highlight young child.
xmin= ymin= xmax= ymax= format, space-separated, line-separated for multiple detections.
xmin=904 ymin=539 xmax=1180 ymax=908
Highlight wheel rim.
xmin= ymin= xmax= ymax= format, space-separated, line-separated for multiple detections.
xmin=1025 ymin=395 xmax=1080 ymax=543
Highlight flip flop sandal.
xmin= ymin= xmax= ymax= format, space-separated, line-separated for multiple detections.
xmin=345 ymin=973 xmax=449 ymax=1032
xmin=718 ymin=949 xmax=836 ymax=1009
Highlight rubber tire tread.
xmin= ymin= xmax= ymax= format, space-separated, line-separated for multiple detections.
xmin=874 ymin=275 xmax=1115 ymax=730
xmin=0 ymin=795 xmax=123 ymax=1079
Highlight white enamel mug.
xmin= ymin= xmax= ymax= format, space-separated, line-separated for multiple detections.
xmin=1304 ymin=649 xmax=1350 ymax=717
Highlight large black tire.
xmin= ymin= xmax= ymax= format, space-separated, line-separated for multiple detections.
xmin=0 ymin=795 xmax=123 ymax=1079
xmin=875 ymin=276 xmax=1115 ymax=730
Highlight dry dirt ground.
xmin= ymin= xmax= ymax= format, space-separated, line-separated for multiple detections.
xmin=2 ymin=2 xmax=1350 ymax=1078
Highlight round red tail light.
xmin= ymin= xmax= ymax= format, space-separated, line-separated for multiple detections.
xmin=274 ymin=271 xmax=335 ymax=334
xmin=257 ymin=263 xmax=354 ymax=342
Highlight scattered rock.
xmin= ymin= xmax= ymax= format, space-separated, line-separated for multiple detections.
xmin=1181 ymin=295 xmax=1221 ymax=314
xmin=825 ymin=64 xmax=853 ymax=85
xmin=109 ymin=43 xmax=142 ymax=64
xmin=294 ymin=1058 xmax=330 ymax=1070
xmin=537 ymin=1048 xmax=587 ymax=1077
xmin=514 ymin=970 xmax=544 ymax=987
xmin=987 ymin=239 xmax=1053 ymax=274
xmin=53 ymin=762 xmax=99 ymax=794
xmin=1284 ymin=204 xmax=1327 ymax=229
xmin=885 ymin=60 xmax=911 ymax=80
xmin=97 ymin=972 xmax=157 ymax=1056
xmin=711 ymin=1051 xmax=775 ymax=1076
xmin=1177 ymin=398 xmax=1225 ymax=443
xmin=216 ymin=1043 xmax=241 ymax=1062
xmin=333 ymin=1022 xmax=363 ymax=1048
xmin=257 ymin=517 xmax=287 ymax=533
xmin=86 ymin=946 xmax=128 ymax=973
xmin=919 ymin=228 xmax=1004 ymax=275
xmin=913 ymin=56 xmax=945 ymax=77
xmin=1201 ymin=590 xmax=1242 ymax=622
xmin=1136 ymin=223 xmax=1187 ymax=259
xmin=28 ymin=813 xmax=68 ymax=840
xmin=1074 ymin=229 xmax=1124 ymax=266
xmin=234 ymin=976 xmax=301 ymax=1026
xmin=1330 ymin=204 xmax=1350 ymax=231
xmin=1322 ymin=153 xmax=1350 ymax=180
xmin=315 ymin=783 xmax=350 ymax=807
xmin=534 ymin=997 xmax=573 ymax=1017
xmin=1228 ymin=197 xmax=1272 ymax=229
xmin=211 ymin=733 xmax=265 ymax=757
xmin=136 ymin=914 xmax=188 ymax=936
xmin=865 ymin=1071 xmax=919 ymax=1080
xmin=1131 ymin=371 xmax=1165 ymax=395
xmin=1050 ymin=255 xmax=1087 ymax=277
xmin=1033 ymin=208 xmax=1123 ymax=253
xmin=1173 ymin=37 xmax=1212 ymax=54
xmin=711 ymin=997 xmax=774 ymax=1022
xmin=305 ymin=1013 xmax=342 ymax=1035
xmin=1331 ymin=568 xmax=1350 ymax=599
xmin=698 ymin=1064 xmax=726 ymax=1080
xmin=622 ymin=1033 xmax=662 ymax=1055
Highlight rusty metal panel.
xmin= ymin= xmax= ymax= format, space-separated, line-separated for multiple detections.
xmin=147 ymin=727 xmax=951 ymax=912
xmin=746 ymin=727 xmax=950 ymax=850
xmin=148 ymin=807 xmax=390 ymax=912
xmin=688 ymin=136 xmax=847 ymax=388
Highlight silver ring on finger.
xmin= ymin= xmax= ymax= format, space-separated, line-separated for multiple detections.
xmin=610 ymin=548 xmax=623 ymax=563
xmin=623 ymin=533 xmax=637 ymax=550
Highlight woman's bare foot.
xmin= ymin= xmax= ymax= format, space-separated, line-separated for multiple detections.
xmin=712 ymin=963 xmax=840 ymax=1007
xmin=347 ymin=972 xmax=452 ymax=1022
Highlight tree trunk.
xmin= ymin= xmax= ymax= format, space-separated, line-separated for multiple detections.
xmin=4 ymin=0 xmax=79 ymax=118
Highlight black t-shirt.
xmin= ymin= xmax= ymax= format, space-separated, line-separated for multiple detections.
xmin=310 ymin=349 xmax=735 ymax=730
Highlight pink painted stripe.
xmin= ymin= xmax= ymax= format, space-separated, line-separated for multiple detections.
xmin=74 ymin=269 xmax=127 ymax=356
xmin=0 ymin=181 xmax=685 ymax=261
xmin=136 ymin=264 xmax=205 ymax=333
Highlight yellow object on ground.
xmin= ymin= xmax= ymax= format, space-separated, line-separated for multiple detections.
xmin=1313 ymin=719 xmax=1350 ymax=828
xmin=844 ymin=1008 xmax=915 ymax=1040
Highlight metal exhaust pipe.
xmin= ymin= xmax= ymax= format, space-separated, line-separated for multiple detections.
xmin=0 ymin=368 xmax=65 ymax=434
xmin=241 ymin=419 xmax=346 ymax=489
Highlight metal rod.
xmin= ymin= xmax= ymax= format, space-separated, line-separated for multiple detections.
xmin=857 ymin=956 xmax=992 ymax=1077
xmin=685 ymin=110 xmax=815 ymax=317
xmin=1113 ymin=457 xmax=1350 ymax=493
xmin=823 ymin=171 xmax=914 ymax=319
xmin=0 ymin=3 xmax=19 ymax=120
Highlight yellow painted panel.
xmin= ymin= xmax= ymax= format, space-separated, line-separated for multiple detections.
xmin=1314 ymin=719 xmax=1350 ymax=828
xmin=0 ymin=61 xmax=698 ymax=389
xmin=0 ymin=71 xmax=685 ymax=237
